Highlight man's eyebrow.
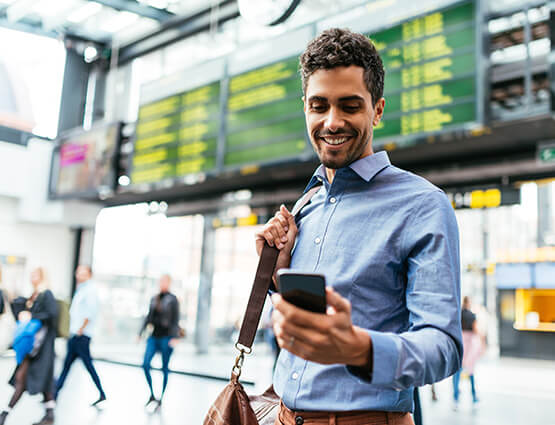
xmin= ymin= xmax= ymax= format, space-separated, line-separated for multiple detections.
xmin=307 ymin=96 xmax=328 ymax=103
xmin=338 ymin=95 xmax=365 ymax=102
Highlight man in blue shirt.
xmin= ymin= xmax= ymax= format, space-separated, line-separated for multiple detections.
xmin=255 ymin=28 xmax=462 ymax=425
xmin=55 ymin=265 xmax=107 ymax=407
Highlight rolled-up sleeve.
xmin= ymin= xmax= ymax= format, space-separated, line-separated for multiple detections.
xmin=353 ymin=190 xmax=462 ymax=389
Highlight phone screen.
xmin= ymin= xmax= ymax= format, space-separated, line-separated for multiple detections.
xmin=278 ymin=272 xmax=326 ymax=314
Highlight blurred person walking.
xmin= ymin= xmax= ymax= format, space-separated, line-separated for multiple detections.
xmin=138 ymin=274 xmax=180 ymax=409
xmin=0 ymin=267 xmax=58 ymax=425
xmin=54 ymin=265 xmax=106 ymax=407
xmin=453 ymin=296 xmax=483 ymax=407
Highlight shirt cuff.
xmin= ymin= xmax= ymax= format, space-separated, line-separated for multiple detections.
xmin=345 ymin=331 xmax=373 ymax=382
xmin=346 ymin=329 xmax=399 ymax=386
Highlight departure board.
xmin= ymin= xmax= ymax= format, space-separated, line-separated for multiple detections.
xmin=370 ymin=1 xmax=479 ymax=148
xmin=50 ymin=122 xmax=121 ymax=199
xmin=131 ymin=81 xmax=220 ymax=184
xmin=225 ymin=57 xmax=307 ymax=167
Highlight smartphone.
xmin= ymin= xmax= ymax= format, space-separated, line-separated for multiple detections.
xmin=276 ymin=269 xmax=327 ymax=314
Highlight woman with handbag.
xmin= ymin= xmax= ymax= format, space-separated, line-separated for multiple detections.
xmin=0 ymin=267 xmax=59 ymax=425
xmin=138 ymin=274 xmax=181 ymax=410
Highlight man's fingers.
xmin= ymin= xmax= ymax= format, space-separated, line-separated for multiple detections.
xmin=325 ymin=287 xmax=351 ymax=314
xmin=273 ymin=213 xmax=288 ymax=242
xmin=271 ymin=293 xmax=331 ymax=332
xmin=275 ymin=212 xmax=289 ymax=234
xmin=280 ymin=205 xmax=296 ymax=228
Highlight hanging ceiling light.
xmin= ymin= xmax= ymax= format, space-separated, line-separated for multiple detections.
xmin=238 ymin=0 xmax=302 ymax=26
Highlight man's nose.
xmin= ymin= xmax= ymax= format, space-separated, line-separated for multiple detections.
xmin=323 ymin=107 xmax=345 ymax=132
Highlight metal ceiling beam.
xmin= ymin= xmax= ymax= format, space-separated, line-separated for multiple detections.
xmin=0 ymin=15 xmax=110 ymax=45
xmin=89 ymin=0 xmax=174 ymax=21
xmin=117 ymin=0 xmax=239 ymax=65
xmin=0 ymin=5 xmax=110 ymax=44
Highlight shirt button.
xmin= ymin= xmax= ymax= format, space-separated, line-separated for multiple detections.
xmin=292 ymin=372 xmax=299 ymax=380
xmin=314 ymin=237 xmax=321 ymax=244
xmin=295 ymin=416 xmax=304 ymax=425
xmin=329 ymin=197 xmax=336 ymax=204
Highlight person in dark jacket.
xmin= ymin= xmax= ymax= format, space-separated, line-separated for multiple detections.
xmin=138 ymin=274 xmax=180 ymax=409
xmin=0 ymin=267 xmax=58 ymax=425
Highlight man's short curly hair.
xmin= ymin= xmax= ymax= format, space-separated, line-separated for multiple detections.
xmin=300 ymin=28 xmax=385 ymax=106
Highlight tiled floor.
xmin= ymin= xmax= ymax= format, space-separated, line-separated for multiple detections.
xmin=0 ymin=348 xmax=553 ymax=425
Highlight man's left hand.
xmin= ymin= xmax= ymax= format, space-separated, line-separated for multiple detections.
xmin=271 ymin=287 xmax=370 ymax=366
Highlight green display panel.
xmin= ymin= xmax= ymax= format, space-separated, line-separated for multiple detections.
xmin=131 ymin=82 xmax=220 ymax=184
xmin=225 ymin=57 xmax=307 ymax=167
xmin=370 ymin=1 xmax=479 ymax=147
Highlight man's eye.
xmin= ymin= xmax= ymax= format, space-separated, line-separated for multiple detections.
xmin=343 ymin=105 xmax=360 ymax=112
xmin=310 ymin=104 xmax=327 ymax=112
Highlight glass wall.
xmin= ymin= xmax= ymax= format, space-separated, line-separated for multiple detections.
xmin=0 ymin=28 xmax=65 ymax=138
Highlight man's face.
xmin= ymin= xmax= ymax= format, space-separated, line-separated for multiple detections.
xmin=75 ymin=266 xmax=91 ymax=283
xmin=159 ymin=275 xmax=171 ymax=293
xmin=303 ymin=66 xmax=384 ymax=169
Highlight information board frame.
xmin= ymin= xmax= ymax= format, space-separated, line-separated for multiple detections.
xmin=362 ymin=0 xmax=485 ymax=150
xmin=49 ymin=121 xmax=123 ymax=200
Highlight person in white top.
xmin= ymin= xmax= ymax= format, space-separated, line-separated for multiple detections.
xmin=54 ymin=265 xmax=106 ymax=407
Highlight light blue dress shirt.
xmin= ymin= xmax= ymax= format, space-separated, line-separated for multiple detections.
xmin=69 ymin=280 xmax=99 ymax=337
xmin=273 ymin=151 xmax=462 ymax=413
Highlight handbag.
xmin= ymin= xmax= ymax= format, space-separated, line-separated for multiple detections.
xmin=56 ymin=299 xmax=70 ymax=338
xmin=203 ymin=185 xmax=321 ymax=425
xmin=0 ymin=291 xmax=16 ymax=353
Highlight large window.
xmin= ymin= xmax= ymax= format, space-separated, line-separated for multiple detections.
xmin=0 ymin=28 xmax=66 ymax=139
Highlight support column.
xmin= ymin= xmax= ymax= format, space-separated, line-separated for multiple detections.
xmin=537 ymin=182 xmax=553 ymax=247
xmin=57 ymin=47 xmax=90 ymax=133
xmin=70 ymin=227 xmax=83 ymax=297
xmin=481 ymin=208 xmax=489 ymax=309
xmin=195 ymin=214 xmax=216 ymax=354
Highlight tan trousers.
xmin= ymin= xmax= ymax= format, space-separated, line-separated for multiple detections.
xmin=275 ymin=401 xmax=415 ymax=425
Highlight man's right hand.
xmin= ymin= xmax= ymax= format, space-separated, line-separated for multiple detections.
xmin=255 ymin=205 xmax=297 ymax=282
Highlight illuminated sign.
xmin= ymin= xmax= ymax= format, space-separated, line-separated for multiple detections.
xmin=132 ymin=82 xmax=220 ymax=184
xmin=225 ymin=57 xmax=307 ymax=168
xmin=371 ymin=1 xmax=480 ymax=148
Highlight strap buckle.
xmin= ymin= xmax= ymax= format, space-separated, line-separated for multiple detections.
xmin=231 ymin=343 xmax=252 ymax=378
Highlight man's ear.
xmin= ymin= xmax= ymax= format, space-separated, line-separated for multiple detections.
xmin=373 ymin=97 xmax=385 ymax=126
xmin=302 ymin=95 xmax=307 ymax=113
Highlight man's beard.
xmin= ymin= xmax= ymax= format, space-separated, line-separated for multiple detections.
xmin=312 ymin=128 xmax=371 ymax=169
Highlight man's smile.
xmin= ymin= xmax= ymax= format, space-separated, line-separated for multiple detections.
xmin=320 ymin=135 xmax=353 ymax=146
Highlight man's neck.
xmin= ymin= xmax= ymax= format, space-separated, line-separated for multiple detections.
xmin=325 ymin=167 xmax=336 ymax=183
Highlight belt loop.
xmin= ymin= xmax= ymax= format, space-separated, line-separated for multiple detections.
xmin=329 ymin=412 xmax=336 ymax=425
xmin=386 ymin=412 xmax=396 ymax=425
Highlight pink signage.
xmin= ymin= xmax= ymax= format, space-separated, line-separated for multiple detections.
xmin=60 ymin=143 xmax=88 ymax=167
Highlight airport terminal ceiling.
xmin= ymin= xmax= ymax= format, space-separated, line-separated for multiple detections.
xmin=0 ymin=0 xmax=553 ymax=207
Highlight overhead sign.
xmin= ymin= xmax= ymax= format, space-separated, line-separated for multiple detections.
xmin=371 ymin=1 xmax=481 ymax=148
xmin=538 ymin=143 xmax=555 ymax=163
xmin=132 ymin=82 xmax=220 ymax=185
xmin=49 ymin=122 xmax=122 ymax=199
xmin=445 ymin=186 xmax=520 ymax=209
xmin=130 ymin=0 xmax=480 ymax=187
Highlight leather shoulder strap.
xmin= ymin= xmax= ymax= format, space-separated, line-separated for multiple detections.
xmin=236 ymin=184 xmax=321 ymax=350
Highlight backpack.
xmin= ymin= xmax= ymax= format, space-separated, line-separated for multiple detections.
xmin=56 ymin=299 xmax=70 ymax=338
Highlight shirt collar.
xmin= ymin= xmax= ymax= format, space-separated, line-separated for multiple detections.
xmin=304 ymin=151 xmax=391 ymax=192
xmin=77 ymin=279 xmax=92 ymax=291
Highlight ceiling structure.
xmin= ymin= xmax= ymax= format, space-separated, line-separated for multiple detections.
xmin=0 ymin=0 xmax=216 ymax=45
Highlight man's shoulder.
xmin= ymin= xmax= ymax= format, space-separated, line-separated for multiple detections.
xmin=377 ymin=163 xmax=443 ymax=197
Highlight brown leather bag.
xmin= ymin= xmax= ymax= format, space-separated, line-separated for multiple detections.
xmin=203 ymin=186 xmax=321 ymax=425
